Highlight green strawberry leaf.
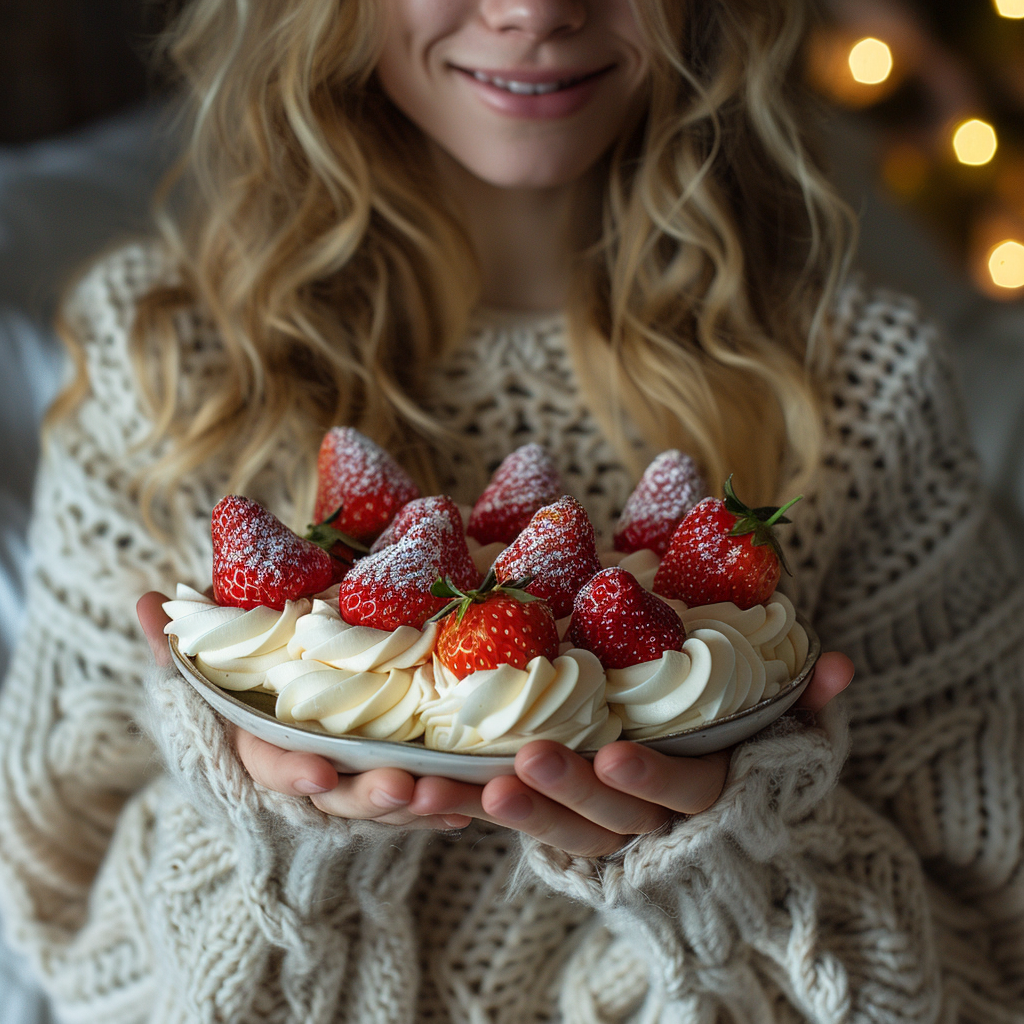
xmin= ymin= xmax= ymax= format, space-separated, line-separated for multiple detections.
xmin=305 ymin=506 xmax=371 ymax=558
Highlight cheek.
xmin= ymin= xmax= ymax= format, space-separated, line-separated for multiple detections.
xmin=606 ymin=1 xmax=652 ymax=90
xmin=375 ymin=0 xmax=465 ymax=98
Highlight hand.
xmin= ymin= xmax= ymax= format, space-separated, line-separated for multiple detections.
xmin=405 ymin=650 xmax=855 ymax=857
xmin=136 ymin=592 xmax=472 ymax=831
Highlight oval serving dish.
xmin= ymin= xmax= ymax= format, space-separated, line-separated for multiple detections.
xmin=168 ymin=615 xmax=821 ymax=785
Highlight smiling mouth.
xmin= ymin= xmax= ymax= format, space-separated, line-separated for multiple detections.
xmin=455 ymin=66 xmax=613 ymax=96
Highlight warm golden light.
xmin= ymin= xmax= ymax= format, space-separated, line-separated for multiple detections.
xmin=989 ymin=241 xmax=1024 ymax=289
xmin=953 ymin=119 xmax=999 ymax=166
xmin=994 ymin=0 xmax=1024 ymax=19
xmin=848 ymin=38 xmax=894 ymax=85
xmin=882 ymin=144 xmax=930 ymax=198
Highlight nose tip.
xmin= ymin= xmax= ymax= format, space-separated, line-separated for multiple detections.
xmin=479 ymin=0 xmax=587 ymax=38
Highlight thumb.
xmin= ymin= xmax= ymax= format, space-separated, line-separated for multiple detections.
xmin=137 ymin=591 xmax=173 ymax=667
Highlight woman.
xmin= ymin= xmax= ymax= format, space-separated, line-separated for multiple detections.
xmin=0 ymin=0 xmax=1020 ymax=1021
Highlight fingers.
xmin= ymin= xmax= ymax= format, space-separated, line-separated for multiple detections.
xmin=234 ymin=728 xmax=470 ymax=828
xmin=234 ymin=725 xmax=339 ymax=796
xmin=591 ymin=743 xmax=730 ymax=813
xmin=409 ymin=741 xmax=731 ymax=859
xmin=412 ymin=773 xmax=628 ymax=858
xmin=137 ymin=592 xmax=172 ymax=666
xmin=311 ymin=769 xmax=470 ymax=829
xmin=797 ymin=651 xmax=855 ymax=714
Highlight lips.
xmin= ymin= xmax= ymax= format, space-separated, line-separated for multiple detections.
xmin=461 ymin=67 xmax=609 ymax=96
xmin=450 ymin=63 xmax=616 ymax=119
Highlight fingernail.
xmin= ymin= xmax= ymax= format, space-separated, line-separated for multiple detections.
xmin=495 ymin=793 xmax=533 ymax=822
xmin=295 ymin=779 xmax=331 ymax=795
xmin=606 ymin=756 xmax=645 ymax=786
xmin=370 ymin=789 xmax=409 ymax=810
xmin=443 ymin=815 xmax=470 ymax=829
xmin=521 ymin=751 xmax=566 ymax=786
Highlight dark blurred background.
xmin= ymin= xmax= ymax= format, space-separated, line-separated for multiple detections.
xmin=0 ymin=0 xmax=174 ymax=144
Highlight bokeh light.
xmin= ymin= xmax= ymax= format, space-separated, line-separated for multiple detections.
xmin=994 ymin=0 xmax=1024 ymax=19
xmin=989 ymin=241 xmax=1024 ymax=289
xmin=848 ymin=38 xmax=894 ymax=85
xmin=953 ymin=119 xmax=999 ymax=166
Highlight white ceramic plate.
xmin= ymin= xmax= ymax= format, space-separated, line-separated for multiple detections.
xmin=169 ymin=617 xmax=820 ymax=785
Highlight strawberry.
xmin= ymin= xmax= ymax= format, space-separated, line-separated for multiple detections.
xmin=337 ymin=514 xmax=481 ymax=630
xmin=492 ymin=496 xmax=601 ymax=618
xmin=312 ymin=427 xmax=420 ymax=545
xmin=370 ymin=495 xmax=465 ymax=554
xmin=653 ymin=476 xmax=802 ymax=610
xmin=568 ymin=568 xmax=686 ymax=669
xmin=614 ymin=450 xmax=706 ymax=557
xmin=467 ymin=444 xmax=565 ymax=546
xmin=432 ymin=572 xmax=560 ymax=679
xmin=212 ymin=495 xmax=345 ymax=611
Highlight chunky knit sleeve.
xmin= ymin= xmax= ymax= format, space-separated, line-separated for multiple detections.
xmin=0 ymin=246 xmax=428 ymax=1022
xmin=521 ymin=286 xmax=1024 ymax=1023
xmin=815 ymin=288 xmax=1024 ymax=1021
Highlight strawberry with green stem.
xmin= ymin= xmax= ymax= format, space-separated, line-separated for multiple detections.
xmin=653 ymin=476 xmax=802 ymax=610
xmin=430 ymin=569 xmax=560 ymax=679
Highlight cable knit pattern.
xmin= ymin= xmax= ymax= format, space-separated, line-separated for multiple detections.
xmin=0 ymin=242 xmax=1021 ymax=1022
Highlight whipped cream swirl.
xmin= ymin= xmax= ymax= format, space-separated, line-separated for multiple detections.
xmin=418 ymin=649 xmax=622 ymax=755
xmin=607 ymin=593 xmax=808 ymax=739
xmin=286 ymin=600 xmax=437 ymax=674
xmin=163 ymin=584 xmax=309 ymax=690
xmin=269 ymin=659 xmax=431 ymax=741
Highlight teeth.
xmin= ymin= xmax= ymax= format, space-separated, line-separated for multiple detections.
xmin=471 ymin=71 xmax=573 ymax=96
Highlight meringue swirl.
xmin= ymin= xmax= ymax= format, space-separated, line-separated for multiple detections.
xmin=418 ymin=649 xmax=622 ymax=755
xmin=163 ymin=584 xmax=308 ymax=691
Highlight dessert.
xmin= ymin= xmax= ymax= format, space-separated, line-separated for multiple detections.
xmin=165 ymin=434 xmax=813 ymax=756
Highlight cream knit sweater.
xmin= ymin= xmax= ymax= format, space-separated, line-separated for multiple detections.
xmin=0 ymin=243 xmax=1022 ymax=1024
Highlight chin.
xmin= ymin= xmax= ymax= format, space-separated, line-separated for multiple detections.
xmin=452 ymin=145 xmax=602 ymax=191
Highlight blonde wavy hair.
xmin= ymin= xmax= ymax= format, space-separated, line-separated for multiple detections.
xmin=57 ymin=0 xmax=856 ymax=519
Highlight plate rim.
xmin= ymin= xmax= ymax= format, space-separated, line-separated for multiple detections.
xmin=168 ymin=611 xmax=821 ymax=761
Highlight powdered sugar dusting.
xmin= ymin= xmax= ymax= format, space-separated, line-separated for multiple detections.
xmin=338 ymin=512 xmax=481 ymax=630
xmin=313 ymin=426 xmax=420 ymax=540
xmin=494 ymin=495 xmax=601 ymax=618
xmin=614 ymin=450 xmax=705 ymax=557
xmin=212 ymin=496 xmax=339 ymax=610
xmin=467 ymin=443 xmax=565 ymax=545
xmin=653 ymin=497 xmax=781 ymax=609
xmin=371 ymin=495 xmax=465 ymax=553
